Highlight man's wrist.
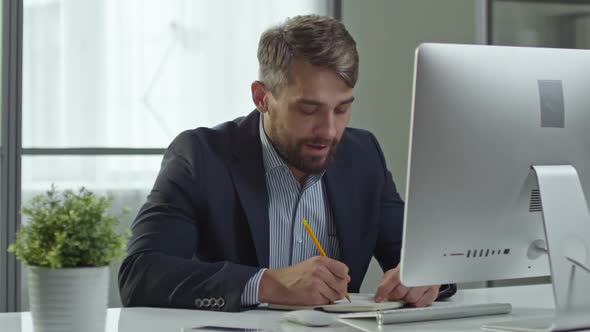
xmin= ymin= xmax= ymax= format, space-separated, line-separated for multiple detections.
xmin=258 ymin=268 xmax=285 ymax=304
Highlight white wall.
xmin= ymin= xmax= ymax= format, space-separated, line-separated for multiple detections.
xmin=341 ymin=0 xmax=478 ymax=293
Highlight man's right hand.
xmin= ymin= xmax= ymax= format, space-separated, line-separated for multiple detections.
xmin=258 ymin=256 xmax=350 ymax=305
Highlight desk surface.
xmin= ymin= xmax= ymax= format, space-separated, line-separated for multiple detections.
xmin=0 ymin=284 xmax=560 ymax=332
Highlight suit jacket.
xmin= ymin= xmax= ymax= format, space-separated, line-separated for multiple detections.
xmin=118 ymin=110 xmax=453 ymax=312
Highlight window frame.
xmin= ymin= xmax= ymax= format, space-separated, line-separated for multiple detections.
xmin=1 ymin=0 xmax=23 ymax=313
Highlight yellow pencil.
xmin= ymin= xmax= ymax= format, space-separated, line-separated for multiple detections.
xmin=301 ymin=218 xmax=351 ymax=303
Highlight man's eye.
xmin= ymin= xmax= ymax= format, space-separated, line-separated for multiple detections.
xmin=335 ymin=106 xmax=350 ymax=114
xmin=300 ymin=107 xmax=317 ymax=114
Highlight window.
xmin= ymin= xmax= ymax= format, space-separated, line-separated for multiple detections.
xmin=17 ymin=0 xmax=335 ymax=310
xmin=490 ymin=0 xmax=590 ymax=49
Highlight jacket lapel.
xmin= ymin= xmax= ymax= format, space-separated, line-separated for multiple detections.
xmin=229 ymin=111 xmax=270 ymax=268
xmin=324 ymin=143 xmax=361 ymax=276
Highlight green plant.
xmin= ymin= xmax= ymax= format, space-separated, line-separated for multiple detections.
xmin=8 ymin=185 xmax=130 ymax=268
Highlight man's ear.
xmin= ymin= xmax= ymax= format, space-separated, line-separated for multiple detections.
xmin=251 ymin=81 xmax=270 ymax=114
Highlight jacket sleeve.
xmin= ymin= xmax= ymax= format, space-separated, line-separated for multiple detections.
xmin=368 ymin=133 xmax=456 ymax=301
xmin=367 ymin=132 xmax=405 ymax=272
xmin=118 ymin=132 xmax=260 ymax=312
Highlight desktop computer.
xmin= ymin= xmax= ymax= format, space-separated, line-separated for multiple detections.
xmin=399 ymin=43 xmax=590 ymax=331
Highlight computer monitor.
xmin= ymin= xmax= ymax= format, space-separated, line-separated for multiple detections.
xmin=399 ymin=43 xmax=590 ymax=330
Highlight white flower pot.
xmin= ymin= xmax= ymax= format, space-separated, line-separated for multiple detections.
xmin=28 ymin=266 xmax=109 ymax=332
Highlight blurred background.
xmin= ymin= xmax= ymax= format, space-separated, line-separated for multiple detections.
xmin=1 ymin=0 xmax=589 ymax=312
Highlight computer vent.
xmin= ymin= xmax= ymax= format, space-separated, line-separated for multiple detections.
xmin=529 ymin=189 xmax=542 ymax=212
xmin=445 ymin=249 xmax=511 ymax=258
xmin=465 ymin=248 xmax=511 ymax=258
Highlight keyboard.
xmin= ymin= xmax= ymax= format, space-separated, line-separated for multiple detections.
xmin=338 ymin=302 xmax=512 ymax=325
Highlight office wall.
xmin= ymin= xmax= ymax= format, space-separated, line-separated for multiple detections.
xmin=341 ymin=0 xmax=478 ymax=292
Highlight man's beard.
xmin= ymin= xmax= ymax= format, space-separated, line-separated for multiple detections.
xmin=269 ymin=119 xmax=339 ymax=174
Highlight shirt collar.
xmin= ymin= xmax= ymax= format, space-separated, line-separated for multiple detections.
xmin=259 ymin=113 xmax=288 ymax=173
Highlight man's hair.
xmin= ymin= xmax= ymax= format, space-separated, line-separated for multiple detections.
xmin=257 ymin=15 xmax=359 ymax=96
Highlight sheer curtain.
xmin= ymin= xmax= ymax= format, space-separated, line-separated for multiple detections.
xmin=21 ymin=0 xmax=332 ymax=309
xmin=22 ymin=0 xmax=331 ymax=190
xmin=24 ymin=0 xmax=332 ymax=148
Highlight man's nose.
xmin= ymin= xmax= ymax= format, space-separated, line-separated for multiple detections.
xmin=315 ymin=112 xmax=337 ymax=140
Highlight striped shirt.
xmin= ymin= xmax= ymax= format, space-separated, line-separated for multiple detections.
xmin=240 ymin=115 xmax=341 ymax=306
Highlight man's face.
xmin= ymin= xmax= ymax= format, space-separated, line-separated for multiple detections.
xmin=263 ymin=60 xmax=354 ymax=174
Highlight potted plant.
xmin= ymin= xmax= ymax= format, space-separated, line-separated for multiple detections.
xmin=8 ymin=185 xmax=129 ymax=332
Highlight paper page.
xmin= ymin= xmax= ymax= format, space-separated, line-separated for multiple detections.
xmin=321 ymin=294 xmax=403 ymax=312
xmin=267 ymin=293 xmax=403 ymax=312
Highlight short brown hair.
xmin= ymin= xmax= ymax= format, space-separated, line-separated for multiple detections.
xmin=257 ymin=15 xmax=359 ymax=96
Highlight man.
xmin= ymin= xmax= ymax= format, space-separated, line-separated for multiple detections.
xmin=118 ymin=15 xmax=455 ymax=312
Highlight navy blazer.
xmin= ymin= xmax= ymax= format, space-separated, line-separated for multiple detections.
xmin=118 ymin=110 xmax=450 ymax=312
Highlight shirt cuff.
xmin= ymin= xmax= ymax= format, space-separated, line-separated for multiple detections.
xmin=240 ymin=268 xmax=266 ymax=307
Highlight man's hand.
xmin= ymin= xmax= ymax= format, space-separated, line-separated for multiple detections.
xmin=259 ymin=256 xmax=350 ymax=305
xmin=374 ymin=264 xmax=439 ymax=307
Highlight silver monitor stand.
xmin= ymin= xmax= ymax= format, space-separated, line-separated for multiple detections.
xmin=483 ymin=165 xmax=590 ymax=332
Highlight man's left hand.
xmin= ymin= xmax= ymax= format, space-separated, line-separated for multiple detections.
xmin=374 ymin=264 xmax=439 ymax=307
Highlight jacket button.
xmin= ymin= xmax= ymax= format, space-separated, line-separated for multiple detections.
xmin=194 ymin=299 xmax=202 ymax=308
xmin=216 ymin=298 xmax=225 ymax=308
xmin=202 ymin=298 xmax=211 ymax=307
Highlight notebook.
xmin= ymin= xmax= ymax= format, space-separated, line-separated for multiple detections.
xmin=267 ymin=293 xmax=404 ymax=313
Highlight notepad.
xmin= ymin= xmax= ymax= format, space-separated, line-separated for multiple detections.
xmin=268 ymin=293 xmax=404 ymax=313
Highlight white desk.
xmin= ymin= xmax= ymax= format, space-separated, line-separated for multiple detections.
xmin=0 ymin=284 xmax=564 ymax=332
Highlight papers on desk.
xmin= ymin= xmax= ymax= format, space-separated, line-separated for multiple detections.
xmin=182 ymin=326 xmax=265 ymax=331
xmin=268 ymin=293 xmax=404 ymax=313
